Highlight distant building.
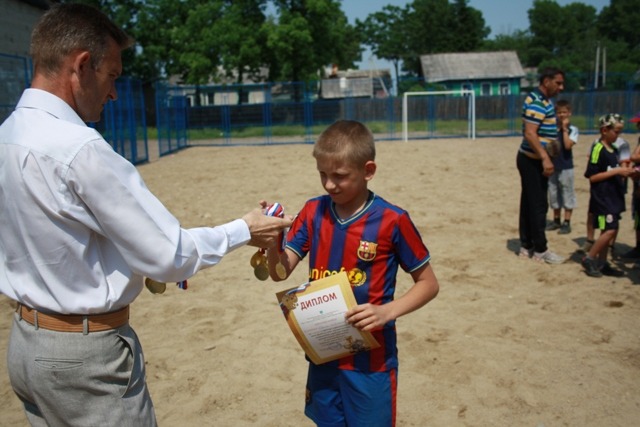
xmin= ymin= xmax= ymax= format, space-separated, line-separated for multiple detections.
xmin=320 ymin=67 xmax=392 ymax=99
xmin=168 ymin=67 xmax=272 ymax=106
xmin=420 ymin=51 xmax=525 ymax=96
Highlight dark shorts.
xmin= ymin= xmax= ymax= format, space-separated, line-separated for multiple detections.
xmin=593 ymin=213 xmax=620 ymax=231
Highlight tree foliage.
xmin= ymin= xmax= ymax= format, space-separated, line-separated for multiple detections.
xmin=356 ymin=5 xmax=408 ymax=81
xmin=266 ymin=0 xmax=360 ymax=83
xmin=64 ymin=0 xmax=639 ymax=90
xmin=358 ymin=0 xmax=488 ymax=78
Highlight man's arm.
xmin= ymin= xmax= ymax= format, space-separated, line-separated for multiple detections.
xmin=524 ymin=121 xmax=554 ymax=176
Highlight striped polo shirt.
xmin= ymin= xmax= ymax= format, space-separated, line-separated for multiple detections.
xmin=520 ymin=88 xmax=558 ymax=155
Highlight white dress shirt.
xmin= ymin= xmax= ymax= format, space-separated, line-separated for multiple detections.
xmin=0 ymin=89 xmax=250 ymax=314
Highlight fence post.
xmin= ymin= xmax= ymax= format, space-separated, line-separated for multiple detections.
xmin=304 ymin=82 xmax=314 ymax=144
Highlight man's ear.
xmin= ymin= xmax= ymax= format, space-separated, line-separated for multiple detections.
xmin=72 ymin=51 xmax=92 ymax=77
xmin=364 ymin=160 xmax=377 ymax=181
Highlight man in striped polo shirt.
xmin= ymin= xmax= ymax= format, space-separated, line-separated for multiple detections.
xmin=517 ymin=67 xmax=566 ymax=264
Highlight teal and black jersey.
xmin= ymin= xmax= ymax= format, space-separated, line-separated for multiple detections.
xmin=585 ymin=140 xmax=626 ymax=215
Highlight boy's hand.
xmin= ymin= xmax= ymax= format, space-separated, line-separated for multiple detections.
xmin=345 ymin=303 xmax=392 ymax=332
xmin=618 ymin=166 xmax=637 ymax=179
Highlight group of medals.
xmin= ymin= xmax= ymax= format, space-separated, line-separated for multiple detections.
xmin=251 ymin=202 xmax=287 ymax=281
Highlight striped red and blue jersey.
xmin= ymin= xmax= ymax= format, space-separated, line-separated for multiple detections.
xmin=285 ymin=191 xmax=431 ymax=372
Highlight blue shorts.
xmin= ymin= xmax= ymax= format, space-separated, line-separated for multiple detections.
xmin=304 ymin=363 xmax=397 ymax=427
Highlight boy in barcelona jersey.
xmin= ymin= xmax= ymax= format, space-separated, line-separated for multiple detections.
xmin=265 ymin=120 xmax=440 ymax=426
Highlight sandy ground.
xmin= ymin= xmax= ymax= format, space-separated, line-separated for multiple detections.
xmin=1 ymin=136 xmax=639 ymax=426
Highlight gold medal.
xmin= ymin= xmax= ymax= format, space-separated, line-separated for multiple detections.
xmin=254 ymin=263 xmax=270 ymax=281
xmin=145 ymin=277 xmax=167 ymax=294
xmin=275 ymin=261 xmax=287 ymax=280
xmin=250 ymin=250 xmax=264 ymax=268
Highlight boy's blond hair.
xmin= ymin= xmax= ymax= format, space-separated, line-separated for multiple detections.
xmin=313 ymin=120 xmax=375 ymax=167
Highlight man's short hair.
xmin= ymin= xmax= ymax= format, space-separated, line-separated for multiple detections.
xmin=30 ymin=3 xmax=133 ymax=76
xmin=538 ymin=67 xmax=565 ymax=85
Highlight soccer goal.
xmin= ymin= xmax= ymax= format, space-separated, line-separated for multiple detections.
xmin=402 ymin=90 xmax=476 ymax=141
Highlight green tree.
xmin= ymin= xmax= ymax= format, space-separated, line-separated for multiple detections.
xmin=356 ymin=5 xmax=409 ymax=81
xmin=450 ymin=0 xmax=490 ymax=52
xmin=597 ymin=0 xmax=640 ymax=49
xmin=216 ymin=0 xmax=269 ymax=85
xmin=528 ymin=0 xmax=600 ymax=68
xmin=481 ymin=30 xmax=533 ymax=65
xmin=266 ymin=0 xmax=361 ymax=86
xmin=596 ymin=0 xmax=640 ymax=88
xmin=403 ymin=0 xmax=454 ymax=76
xmin=358 ymin=0 xmax=488 ymax=78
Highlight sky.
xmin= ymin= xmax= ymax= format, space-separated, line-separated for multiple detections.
xmin=341 ymin=0 xmax=611 ymax=71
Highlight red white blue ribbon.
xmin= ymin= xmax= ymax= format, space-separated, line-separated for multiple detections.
xmin=265 ymin=202 xmax=286 ymax=252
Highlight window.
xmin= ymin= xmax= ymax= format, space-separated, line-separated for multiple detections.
xmin=481 ymin=83 xmax=491 ymax=96
xmin=499 ymin=82 xmax=511 ymax=95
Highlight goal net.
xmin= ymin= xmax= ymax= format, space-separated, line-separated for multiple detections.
xmin=402 ymin=90 xmax=476 ymax=141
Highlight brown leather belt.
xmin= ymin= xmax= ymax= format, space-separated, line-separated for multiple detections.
xmin=17 ymin=304 xmax=129 ymax=334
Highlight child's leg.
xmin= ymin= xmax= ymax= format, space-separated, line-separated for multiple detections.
xmin=588 ymin=229 xmax=615 ymax=263
xmin=558 ymin=168 xmax=575 ymax=234
xmin=586 ymin=212 xmax=594 ymax=240
xmin=546 ymin=173 xmax=561 ymax=230
xmin=563 ymin=208 xmax=573 ymax=222
xmin=341 ymin=369 xmax=397 ymax=427
xmin=584 ymin=214 xmax=623 ymax=277
xmin=582 ymin=211 xmax=595 ymax=252
xmin=304 ymin=363 xmax=344 ymax=426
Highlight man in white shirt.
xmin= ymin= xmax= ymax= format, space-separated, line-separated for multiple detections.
xmin=0 ymin=4 xmax=291 ymax=426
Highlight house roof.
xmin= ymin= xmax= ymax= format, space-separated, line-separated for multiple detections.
xmin=420 ymin=51 xmax=525 ymax=83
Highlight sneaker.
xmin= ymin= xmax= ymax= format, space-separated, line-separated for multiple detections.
xmin=533 ymin=250 xmax=565 ymax=264
xmin=580 ymin=239 xmax=594 ymax=254
xmin=621 ymin=247 xmax=640 ymax=259
xmin=582 ymin=257 xmax=603 ymax=277
xmin=601 ymin=262 xmax=624 ymax=277
xmin=558 ymin=222 xmax=571 ymax=234
xmin=546 ymin=221 xmax=561 ymax=231
xmin=518 ymin=247 xmax=532 ymax=258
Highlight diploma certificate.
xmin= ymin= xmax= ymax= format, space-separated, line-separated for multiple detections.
xmin=275 ymin=271 xmax=380 ymax=365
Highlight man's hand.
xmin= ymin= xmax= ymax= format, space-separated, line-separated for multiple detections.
xmin=242 ymin=208 xmax=293 ymax=248
xmin=542 ymin=156 xmax=554 ymax=177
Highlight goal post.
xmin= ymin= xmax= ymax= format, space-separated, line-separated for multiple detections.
xmin=402 ymin=90 xmax=476 ymax=141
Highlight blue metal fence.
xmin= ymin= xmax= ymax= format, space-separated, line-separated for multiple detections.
xmin=100 ymin=77 xmax=148 ymax=164
xmin=0 ymin=53 xmax=31 ymax=124
xmin=155 ymin=83 xmax=188 ymax=156
xmin=153 ymin=81 xmax=640 ymax=151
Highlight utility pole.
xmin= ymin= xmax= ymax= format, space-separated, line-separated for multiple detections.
xmin=594 ymin=42 xmax=600 ymax=90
